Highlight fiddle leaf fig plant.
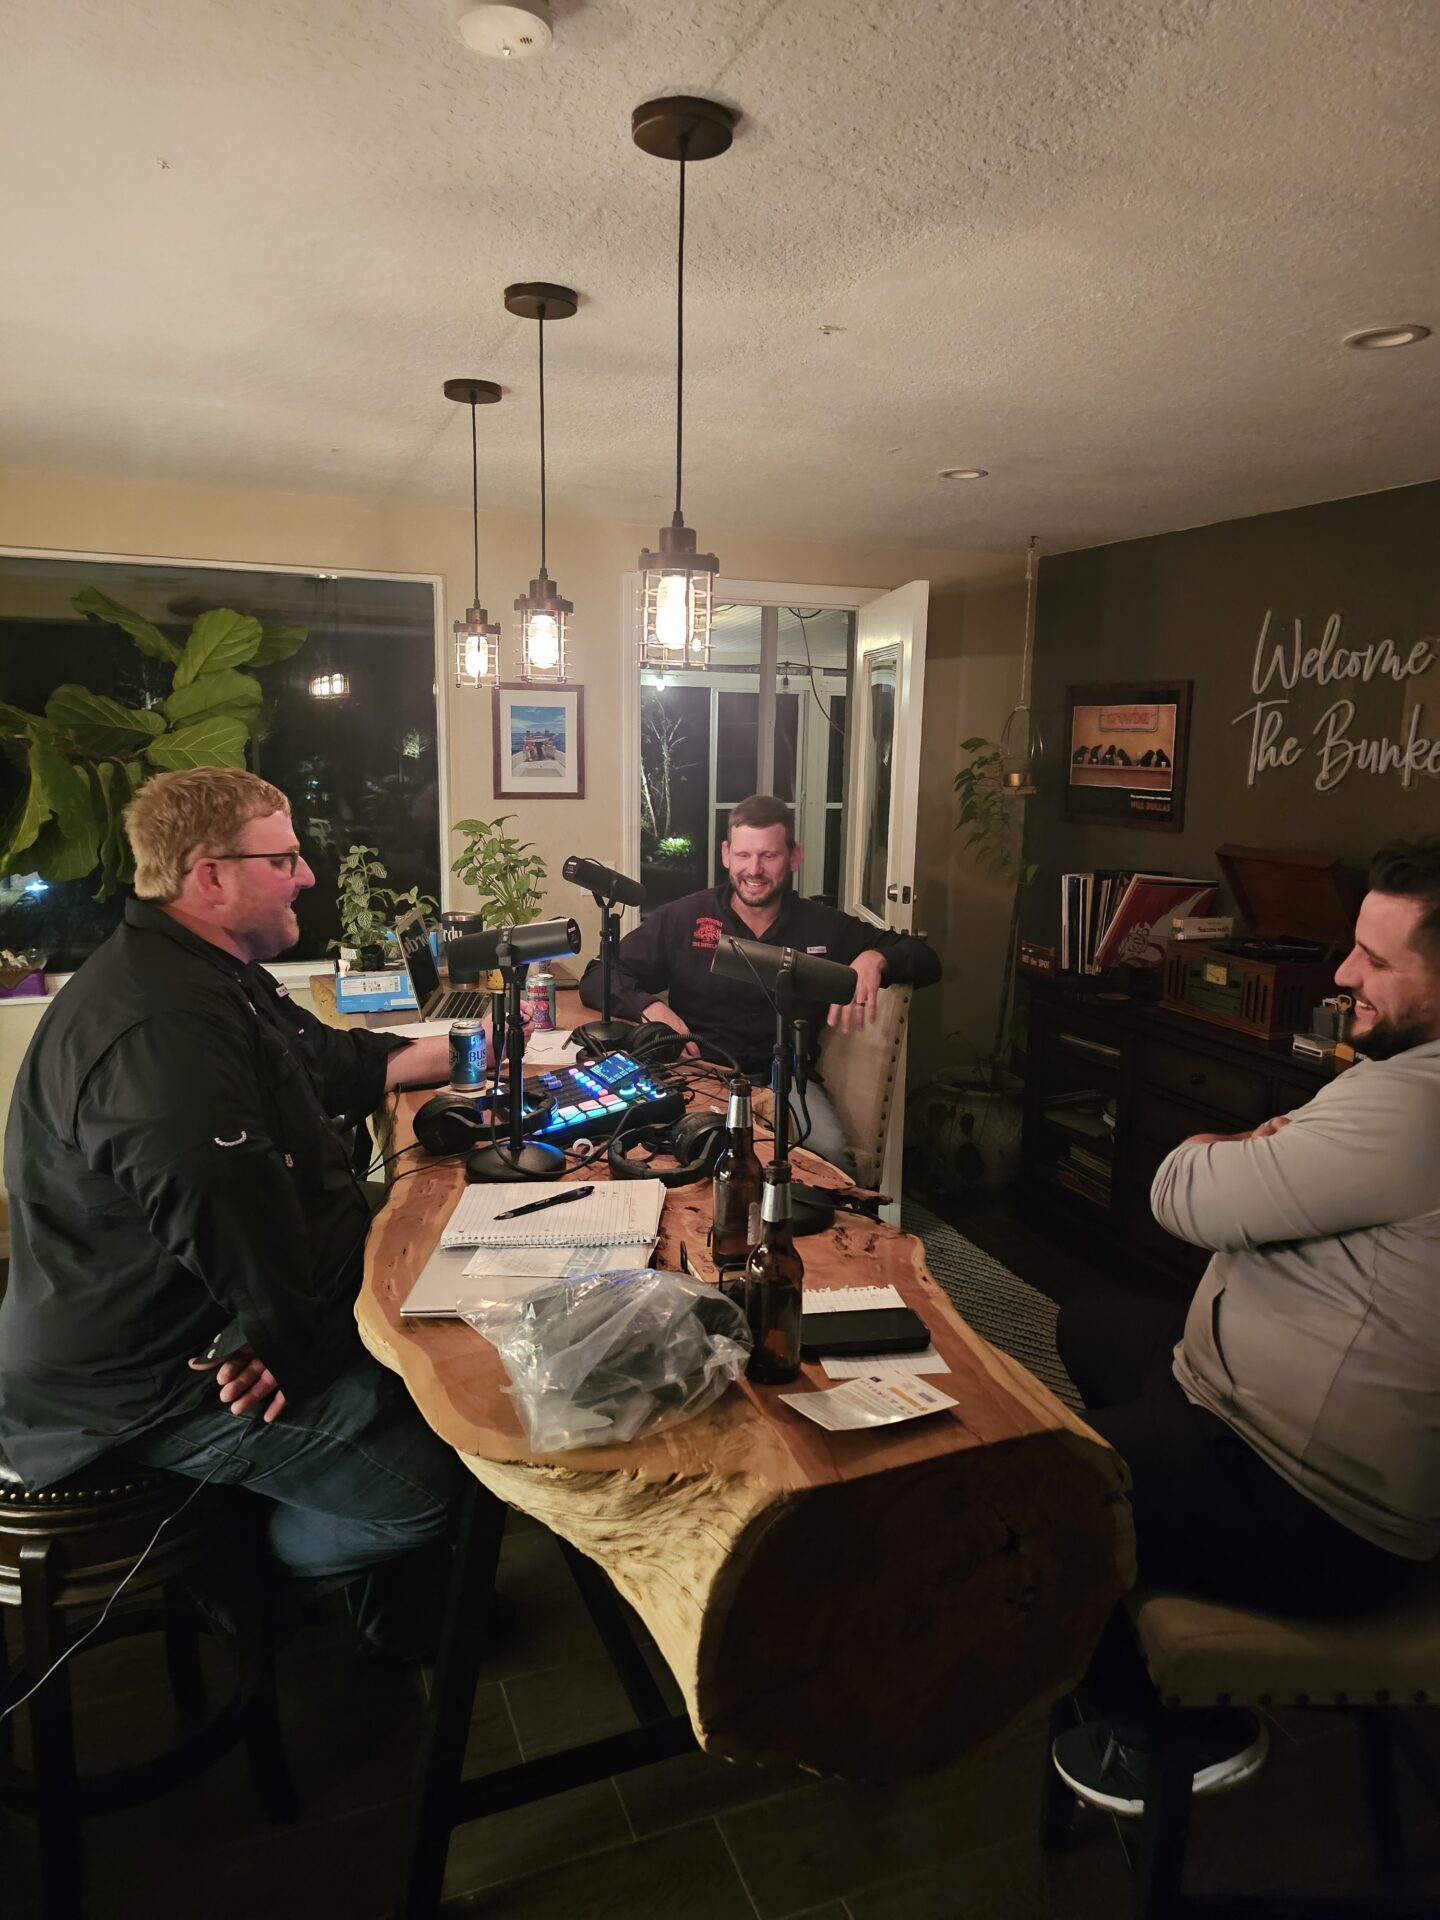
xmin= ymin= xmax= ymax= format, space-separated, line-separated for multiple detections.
xmin=0 ymin=589 xmax=307 ymax=897
xmin=451 ymin=816 xmax=546 ymax=925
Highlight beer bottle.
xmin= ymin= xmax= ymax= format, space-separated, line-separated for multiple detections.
xmin=711 ymin=1075 xmax=764 ymax=1270
xmin=744 ymin=1161 xmax=804 ymax=1384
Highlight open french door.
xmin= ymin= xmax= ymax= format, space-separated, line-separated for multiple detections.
xmin=843 ymin=580 xmax=929 ymax=1210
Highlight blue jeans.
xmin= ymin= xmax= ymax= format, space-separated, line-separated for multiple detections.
xmin=119 ymin=1351 xmax=471 ymax=1657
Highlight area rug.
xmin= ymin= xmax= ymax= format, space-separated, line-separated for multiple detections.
xmin=901 ymin=1197 xmax=1082 ymax=1412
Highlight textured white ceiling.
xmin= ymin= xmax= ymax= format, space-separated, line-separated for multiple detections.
xmin=2 ymin=0 xmax=1437 ymax=554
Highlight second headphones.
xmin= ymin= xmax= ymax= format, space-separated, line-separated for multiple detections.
xmin=607 ymin=1097 xmax=728 ymax=1188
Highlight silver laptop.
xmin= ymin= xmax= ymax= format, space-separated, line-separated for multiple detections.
xmin=395 ymin=910 xmax=490 ymax=1021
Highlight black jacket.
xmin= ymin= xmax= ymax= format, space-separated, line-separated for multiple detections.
xmin=579 ymin=884 xmax=941 ymax=1078
xmin=0 ymin=900 xmax=407 ymax=1489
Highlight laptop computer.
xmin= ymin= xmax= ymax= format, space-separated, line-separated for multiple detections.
xmin=395 ymin=910 xmax=491 ymax=1021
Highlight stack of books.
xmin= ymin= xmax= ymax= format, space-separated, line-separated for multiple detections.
xmin=1060 ymin=871 xmax=1217 ymax=973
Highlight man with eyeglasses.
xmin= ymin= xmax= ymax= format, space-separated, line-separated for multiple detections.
xmin=0 ymin=768 xmax=469 ymax=1660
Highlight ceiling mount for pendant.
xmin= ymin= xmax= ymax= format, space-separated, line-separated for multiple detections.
xmin=445 ymin=378 xmax=503 ymax=690
xmin=632 ymin=94 xmax=739 ymax=673
xmin=504 ymin=282 xmax=577 ymax=684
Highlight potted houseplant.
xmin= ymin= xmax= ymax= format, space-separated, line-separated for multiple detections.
xmin=906 ymin=736 xmax=1036 ymax=1197
xmin=329 ymin=843 xmax=436 ymax=970
xmin=450 ymin=816 xmax=546 ymax=925
xmin=0 ymin=588 xmax=306 ymax=896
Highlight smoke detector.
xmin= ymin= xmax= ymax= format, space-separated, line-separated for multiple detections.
xmin=456 ymin=2 xmax=554 ymax=59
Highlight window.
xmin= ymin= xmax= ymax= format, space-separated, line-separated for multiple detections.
xmin=638 ymin=604 xmax=853 ymax=912
xmin=0 ymin=553 xmax=442 ymax=970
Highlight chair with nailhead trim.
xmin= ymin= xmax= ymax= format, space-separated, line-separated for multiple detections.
xmin=0 ymin=1445 xmax=297 ymax=1920
xmin=1040 ymin=1566 xmax=1440 ymax=1917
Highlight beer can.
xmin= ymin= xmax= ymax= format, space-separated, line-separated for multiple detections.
xmin=526 ymin=968 xmax=556 ymax=1032
xmin=448 ymin=1020 xmax=487 ymax=1092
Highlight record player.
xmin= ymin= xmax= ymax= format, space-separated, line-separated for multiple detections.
xmin=1160 ymin=844 xmax=1360 ymax=1039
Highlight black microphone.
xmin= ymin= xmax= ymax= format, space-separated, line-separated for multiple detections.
xmin=709 ymin=936 xmax=857 ymax=1006
xmin=561 ymin=855 xmax=647 ymax=909
xmin=446 ymin=916 xmax=582 ymax=973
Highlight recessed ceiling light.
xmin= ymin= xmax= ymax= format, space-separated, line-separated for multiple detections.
xmin=939 ymin=467 xmax=988 ymax=480
xmin=1343 ymin=324 xmax=1430 ymax=351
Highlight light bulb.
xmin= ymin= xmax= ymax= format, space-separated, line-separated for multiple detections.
xmin=527 ymin=611 xmax=561 ymax=673
xmin=653 ymin=574 xmax=691 ymax=653
xmin=462 ymin=635 xmax=484 ymax=681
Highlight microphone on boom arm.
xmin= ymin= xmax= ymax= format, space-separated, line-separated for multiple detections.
xmin=561 ymin=856 xmax=647 ymax=910
xmin=563 ymin=857 xmax=647 ymax=1058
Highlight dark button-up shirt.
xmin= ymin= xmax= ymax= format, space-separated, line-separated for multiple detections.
xmin=579 ymin=884 xmax=941 ymax=1078
xmin=0 ymin=899 xmax=408 ymax=1489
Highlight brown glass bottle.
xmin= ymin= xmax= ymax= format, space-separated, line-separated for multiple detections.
xmin=743 ymin=1161 xmax=804 ymax=1384
xmin=711 ymin=1075 xmax=764 ymax=1271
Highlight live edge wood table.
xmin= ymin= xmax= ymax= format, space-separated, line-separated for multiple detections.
xmin=314 ymin=978 xmax=1133 ymax=1915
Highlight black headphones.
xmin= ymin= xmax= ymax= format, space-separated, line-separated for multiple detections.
xmin=412 ymin=1091 xmax=554 ymax=1156
xmin=607 ymin=1097 xmax=728 ymax=1188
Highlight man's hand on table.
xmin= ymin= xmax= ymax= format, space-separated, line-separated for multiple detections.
xmin=641 ymin=1000 xmax=700 ymax=1058
xmin=189 ymin=1347 xmax=287 ymax=1422
xmin=827 ymin=950 xmax=885 ymax=1031
xmin=384 ymin=1006 xmax=535 ymax=1090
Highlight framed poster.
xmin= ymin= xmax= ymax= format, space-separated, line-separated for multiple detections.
xmin=492 ymin=684 xmax=584 ymax=800
xmin=1063 ymin=681 xmax=1192 ymax=830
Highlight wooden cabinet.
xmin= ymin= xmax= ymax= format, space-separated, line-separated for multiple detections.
xmin=1021 ymin=979 xmax=1338 ymax=1289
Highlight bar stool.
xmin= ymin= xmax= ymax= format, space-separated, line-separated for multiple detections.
xmin=1041 ymin=1564 xmax=1440 ymax=1918
xmin=0 ymin=1446 xmax=297 ymax=1920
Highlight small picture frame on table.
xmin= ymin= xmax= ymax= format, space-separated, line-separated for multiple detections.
xmin=1063 ymin=681 xmax=1192 ymax=831
xmin=492 ymin=684 xmax=585 ymax=800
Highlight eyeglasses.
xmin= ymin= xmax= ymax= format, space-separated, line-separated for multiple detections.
xmin=206 ymin=851 xmax=302 ymax=876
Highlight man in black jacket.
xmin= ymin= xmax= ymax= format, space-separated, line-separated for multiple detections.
xmin=579 ymin=794 xmax=941 ymax=1169
xmin=0 ymin=769 xmax=462 ymax=1657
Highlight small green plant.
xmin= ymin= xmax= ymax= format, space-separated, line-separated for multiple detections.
xmin=330 ymin=844 xmax=437 ymax=961
xmin=450 ymin=816 xmax=546 ymax=925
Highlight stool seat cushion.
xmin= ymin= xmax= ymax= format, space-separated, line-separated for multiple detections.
xmin=0 ymin=1455 xmax=178 ymax=1507
xmin=1129 ymin=1561 xmax=1440 ymax=1709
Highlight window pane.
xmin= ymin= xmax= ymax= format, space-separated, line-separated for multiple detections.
xmin=639 ymin=683 xmax=709 ymax=909
xmin=821 ymin=810 xmax=842 ymax=906
xmin=774 ymin=691 xmax=799 ymax=802
xmin=826 ymin=693 xmax=848 ymax=803
xmin=0 ymin=558 xmax=438 ymax=969
xmin=715 ymin=690 xmax=757 ymax=802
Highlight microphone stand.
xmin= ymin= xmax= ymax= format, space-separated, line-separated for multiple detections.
xmin=571 ymin=889 xmax=638 ymax=1056
xmin=769 ymin=960 xmax=837 ymax=1229
xmin=464 ymin=934 xmax=566 ymax=1182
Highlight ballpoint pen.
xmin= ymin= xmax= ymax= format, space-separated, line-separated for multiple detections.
xmin=494 ymin=1184 xmax=595 ymax=1222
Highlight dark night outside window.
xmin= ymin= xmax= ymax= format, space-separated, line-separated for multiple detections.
xmin=0 ymin=557 xmax=440 ymax=970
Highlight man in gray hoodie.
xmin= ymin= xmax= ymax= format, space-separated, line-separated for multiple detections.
xmin=1053 ymin=835 xmax=1440 ymax=1817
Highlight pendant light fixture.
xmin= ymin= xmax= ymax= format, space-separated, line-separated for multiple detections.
xmin=999 ymin=536 xmax=1044 ymax=794
xmin=632 ymin=95 xmax=737 ymax=672
xmin=307 ymin=573 xmax=349 ymax=701
xmin=445 ymin=377 xmax=503 ymax=688
xmin=504 ymin=282 xmax=577 ymax=683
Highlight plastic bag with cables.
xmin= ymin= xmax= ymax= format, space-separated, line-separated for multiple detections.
xmin=461 ymin=1268 xmax=752 ymax=1453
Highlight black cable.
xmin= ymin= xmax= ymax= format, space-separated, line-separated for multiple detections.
xmin=538 ymin=307 xmax=548 ymax=571
xmin=675 ymin=147 xmax=687 ymax=519
xmin=788 ymin=606 xmax=847 ymax=740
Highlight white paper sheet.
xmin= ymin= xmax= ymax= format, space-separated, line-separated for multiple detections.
xmin=780 ymin=1376 xmax=958 ymax=1431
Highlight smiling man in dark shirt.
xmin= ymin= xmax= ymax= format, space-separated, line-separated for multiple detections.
xmin=579 ymin=794 xmax=941 ymax=1169
xmin=0 ymin=768 xmax=462 ymax=1657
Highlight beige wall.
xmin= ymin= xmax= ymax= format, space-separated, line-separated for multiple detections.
xmin=0 ymin=465 xmax=1026 ymax=1201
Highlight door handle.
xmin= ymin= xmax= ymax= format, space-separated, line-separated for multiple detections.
xmin=885 ymin=883 xmax=912 ymax=905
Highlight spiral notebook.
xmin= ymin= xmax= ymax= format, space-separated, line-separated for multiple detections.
xmin=438 ymin=1180 xmax=666 ymax=1251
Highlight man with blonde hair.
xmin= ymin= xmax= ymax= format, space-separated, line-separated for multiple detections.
xmin=0 ymin=768 xmax=464 ymax=1658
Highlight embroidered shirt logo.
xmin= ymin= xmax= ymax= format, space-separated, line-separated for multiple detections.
xmin=806 ymin=945 xmax=828 ymax=955
xmin=213 ymin=1131 xmax=249 ymax=1148
xmin=692 ymin=916 xmax=723 ymax=951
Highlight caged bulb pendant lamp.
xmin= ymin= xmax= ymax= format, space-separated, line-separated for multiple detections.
xmin=999 ymin=535 xmax=1044 ymax=795
xmin=632 ymin=94 xmax=738 ymax=671
xmin=504 ymin=282 xmax=578 ymax=683
xmin=445 ymin=377 xmax=503 ymax=688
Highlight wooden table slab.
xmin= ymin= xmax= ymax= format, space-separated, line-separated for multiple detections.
xmin=358 ymin=1080 xmax=1134 ymax=1781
